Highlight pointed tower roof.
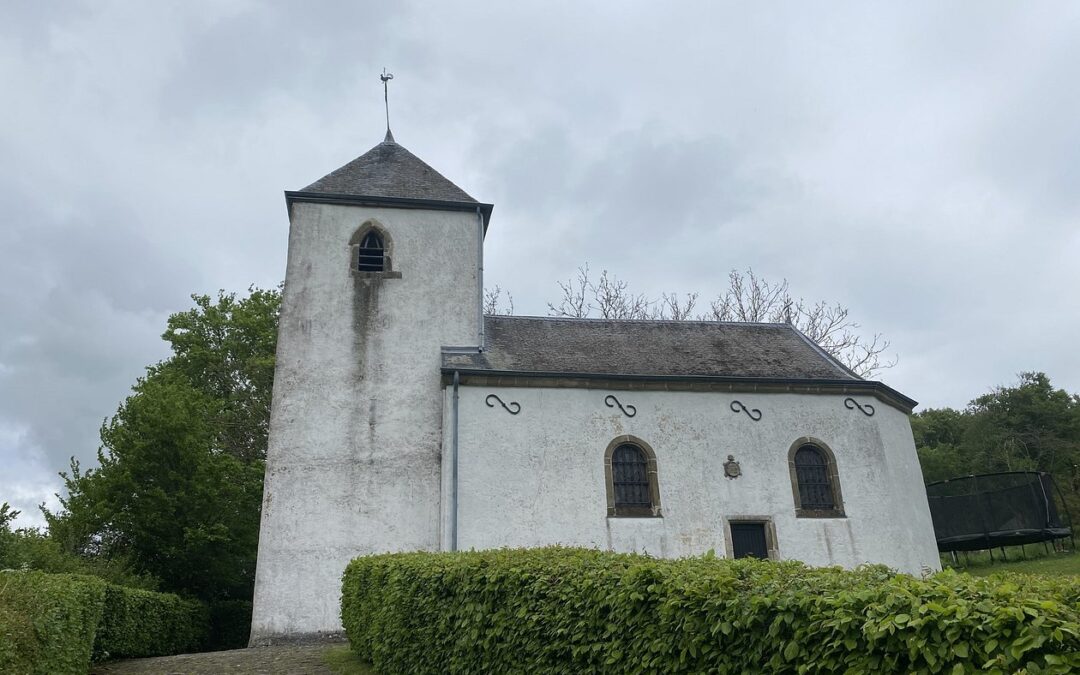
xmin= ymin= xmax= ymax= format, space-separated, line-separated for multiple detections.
xmin=299 ymin=134 xmax=478 ymax=203
xmin=287 ymin=132 xmax=493 ymax=230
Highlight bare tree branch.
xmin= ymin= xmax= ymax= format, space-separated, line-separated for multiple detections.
xmin=658 ymin=292 xmax=699 ymax=320
xmin=547 ymin=264 xmax=592 ymax=318
xmin=594 ymin=269 xmax=652 ymax=319
xmin=500 ymin=264 xmax=896 ymax=378
xmin=483 ymin=285 xmax=515 ymax=316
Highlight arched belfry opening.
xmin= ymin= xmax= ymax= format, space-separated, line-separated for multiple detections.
xmin=349 ymin=222 xmax=392 ymax=274
xmin=357 ymin=230 xmax=385 ymax=272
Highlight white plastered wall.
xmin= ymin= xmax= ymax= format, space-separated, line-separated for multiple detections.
xmin=250 ymin=202 xmax=480 ymax=642
xmin=442 ymin=386 xmax=939 ymax=575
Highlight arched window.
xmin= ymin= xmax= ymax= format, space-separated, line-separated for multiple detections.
xmin=604 ymin=436 xmax=661 ymax=517
xmin=349 ymin=222 xmax=399 ymax=277
xmin=356 ymin=230 xmax=385 ymax=272
xmin=612 ymin=444 xmax=650 ymax=508
xmin=794 ymin=446 xmax=832 ymax=509
xmin=788 ymin=439 xmax=844 ymax=517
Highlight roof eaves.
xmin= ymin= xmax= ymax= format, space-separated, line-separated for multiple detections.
xmin=285 ymin=191 xmax=494 ymax=233
xmin=438 ymin=367 xmax=918 ymax=412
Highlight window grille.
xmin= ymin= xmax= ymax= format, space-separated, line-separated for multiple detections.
xmin=794 ymin=445 xmax=834 ymax=510
xmin=357 ymin=231 xmax=385 ymax=272
xmin=612 ymin=444 xmax=651 ymax=508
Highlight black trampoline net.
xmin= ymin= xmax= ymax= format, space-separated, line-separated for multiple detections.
xmin=926 ymin=472 xmax=1073 ymax=552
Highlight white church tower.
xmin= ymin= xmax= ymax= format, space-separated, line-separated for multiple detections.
xmin=250 ymin=128 xmax=492 ymax=643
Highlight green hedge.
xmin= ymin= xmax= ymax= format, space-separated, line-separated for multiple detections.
xmin=94 ymin=584 xmax=208 ymax=659
xmin=0 ymin=570 xmax=209 ymax=673
xmin=341 ymin=547 xmax=1080 ymax=674
xmin=0 ymin=571 xmax=106 ymax=674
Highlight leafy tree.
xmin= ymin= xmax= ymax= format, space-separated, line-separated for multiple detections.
xmin=913 ymin=372 xmax=1080 ymax=516
xmin=0 ymin=502 xmax=16 ymax=531
xmin=161 ymin=287 xmax=280 ymax=464
xmin=44 ymin=287 xmax=279 ymax=602
xmin=910 ymin=408 xmax=972 ymax=483
xmin=0 ymin=502 xmax=21 ymax=566
xmin=966 ymin=372 xmax=1080 ymax=474
xmin=1 ymin=502 xmax=153 ymax=587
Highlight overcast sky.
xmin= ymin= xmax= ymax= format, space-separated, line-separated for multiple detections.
xmin=3 ymin=2 xmax=1079 ymax=527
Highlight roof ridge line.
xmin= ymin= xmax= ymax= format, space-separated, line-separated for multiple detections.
xmin=485 ymin=314 xmax=791 ymax=328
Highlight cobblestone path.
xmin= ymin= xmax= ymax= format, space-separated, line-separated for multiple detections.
xmin=91 ymin=644 xmax=361 ymax=674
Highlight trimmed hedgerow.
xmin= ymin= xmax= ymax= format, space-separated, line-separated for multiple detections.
xmin=93 ymin=583 xmax=208 ymax=659
xmin=0 ymin=570 xmax=211 ymax=673
xmin=341 ymin=547 xmax=1080 ymax=674
xmin=0 ymin=571 xmax=107 ymax=675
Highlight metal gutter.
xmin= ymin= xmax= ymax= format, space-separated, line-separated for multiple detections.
xmin=450 ymin=370 xmax=460 ymax=552
xmin=476 ymin=207 xmax=485 ymax=349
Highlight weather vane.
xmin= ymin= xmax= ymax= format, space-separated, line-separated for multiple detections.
xmin=380 ymin=68 xmax=394 ymax=139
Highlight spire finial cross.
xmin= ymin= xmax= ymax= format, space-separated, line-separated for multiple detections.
xmin=380 ymin=68 xmax=394 ymax=140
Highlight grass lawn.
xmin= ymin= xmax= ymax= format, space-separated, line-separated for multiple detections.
xmin=942 ymin=545 xmax=1080 ymax=577
xmin=324 ymin=645 xmax=377 ymax=674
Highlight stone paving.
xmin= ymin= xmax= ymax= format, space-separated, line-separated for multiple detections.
xmin=91 ymin=644 xmax=353 ymax=675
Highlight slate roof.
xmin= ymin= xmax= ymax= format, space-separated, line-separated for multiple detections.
xmin=299 ymin=133 xmax=478 ymax=203
xmin=443 ymin=316 xmax=860 ymax=381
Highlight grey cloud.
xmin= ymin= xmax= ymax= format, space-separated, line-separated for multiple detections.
xmin=480 ymin=123 xmax=801 ymax=318
xmin=156 ymin=2 xmax=404 ymax=120
xmin=570 ymin=129 xmax=761 ymax=238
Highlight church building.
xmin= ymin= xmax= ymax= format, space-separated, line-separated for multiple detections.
xmin=249 ymin=129 xmax=939 ymax=644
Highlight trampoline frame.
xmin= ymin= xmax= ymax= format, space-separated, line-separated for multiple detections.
xmin=925 ymin=470 xmax=1075 ymax=554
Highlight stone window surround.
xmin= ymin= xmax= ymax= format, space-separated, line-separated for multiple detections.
xmin=604 ymin=435 xmax=662 ymax=518
xmin=349 ymin=219 xmax=402 ymax=279
xmin=787 ymin=436 xmax=846 ymax=518
xmin=722 ymin=515 xmax=779 ymax=560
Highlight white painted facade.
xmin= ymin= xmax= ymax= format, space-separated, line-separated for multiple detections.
xmin=250 ymin=141 xmax=939 ymax=644
xmin=442 ymin=386 xmax=938 ymax=574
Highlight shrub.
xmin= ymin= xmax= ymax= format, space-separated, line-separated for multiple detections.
xmin=0 ymin=570 xmax=211 ymax=673
xmin=0 ymin=599 xmax=36 ymax=672
xmin=93 ymin=584 xmax=208 ymax=659
xmin=341 ymin=547 xmax=1080 ymax=674
xmin=0 ymin=571 xmax=107 ymax=675
xmin=0 ymin=504 xmax=159 ymax=591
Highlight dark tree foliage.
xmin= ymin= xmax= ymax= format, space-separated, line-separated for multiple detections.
xmin=0 ymin=502 xmax=153 ymax=588
xmin=910 ymin=408 xmax=973 ymax=484
xmin=44 ymin=287 xmax=280 ymax=603
xmin=913 ymin=372 xmax=1080 ymax=517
